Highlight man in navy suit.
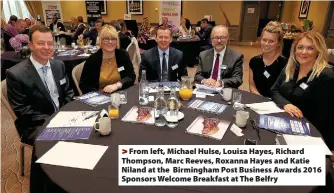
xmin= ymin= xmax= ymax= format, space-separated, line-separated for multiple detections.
xmin=6 ymin=25 xmax=74 ymax=146
xmin=139 ymin=26 xmax=187 ymax=82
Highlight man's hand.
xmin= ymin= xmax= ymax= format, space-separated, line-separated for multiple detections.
xmin=103 ymin=84 xmax=118 ymax=93
xmin=203 ymin=78 xmax=216 ymax=87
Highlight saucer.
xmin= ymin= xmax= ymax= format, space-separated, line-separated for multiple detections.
xmin=154 ymin=111 xmax=184 ymax=120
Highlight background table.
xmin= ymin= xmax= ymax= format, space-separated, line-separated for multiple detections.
xmin=1 ymin=50 xmax=89 ymax=95
xmin=32 ymin=86 xmax=334 ymax=193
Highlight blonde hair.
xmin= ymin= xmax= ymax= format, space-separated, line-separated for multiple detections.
xmin=258 ymin=21 xmax=284 ymax=54
xmin=98 ymin=25 xmax=120 ymax=49
xmin=285 ymin=31 xmax=329 ymax=82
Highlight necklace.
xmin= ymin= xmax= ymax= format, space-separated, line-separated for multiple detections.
xmin=103 ymin=57 xmax=115 ymax=65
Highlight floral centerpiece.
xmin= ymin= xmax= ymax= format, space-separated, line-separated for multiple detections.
xmin=9 ymin=34 xmax=31 ymax=58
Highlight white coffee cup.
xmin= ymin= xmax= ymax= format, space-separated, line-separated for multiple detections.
xmin=221 ymin=88 xmax=232 ymax=101
xmin=94 ymin=117 xmax=111 ymax=135
xmin=235 ymin=110 xmax=249 ymax=128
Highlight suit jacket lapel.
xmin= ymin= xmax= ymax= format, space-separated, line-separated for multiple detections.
xmin=206 ymin=49 xmax=214 ymax=76
xmin=168 ymin=48 xmax=174 ymax=80
xmin=154 ymin=47 xmax=161 ymax=81
xmin=25 ymin=59 xmax=53 ymax=104
xmin=221 ymin=47 xmax=232 ymax=79
xmin=50 ymin=60 xmax=61 ymax=95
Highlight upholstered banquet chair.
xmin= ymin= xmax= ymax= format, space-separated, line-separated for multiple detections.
xmin=126 ymin=37 xmax=141 ymax=84
xmin=1 ymin=80 xmax=32 ymax=177
xmin=72 ymin=61 xmax=85 ymax=96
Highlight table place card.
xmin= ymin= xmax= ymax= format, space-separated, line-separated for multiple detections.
xmin=36 ymin=141 xmax=108 ymax=170
xmin=196 ymin=94 xmax=206 ymax=99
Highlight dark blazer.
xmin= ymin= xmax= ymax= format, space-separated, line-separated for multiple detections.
xmin=6 ymin=59 xmax=74 ymax=145
xmin=196 ymin=24 xmax=213 ymax=45
xmin=79 ymin=48 xmax=136 ymax=94
xmin=138 ymin=46 xmax=187 ymax=82
xmin=49 ymin=21 xmax=65 ymax=32
xmin=195 ymin=47 xmax=244 ymax=88
xmin=118 ymin=32 xmax=131 ymax=50
xmin=83 ymin=28 xmax=98 ymax=45
xmin=72 ymin=23 xmax=87 ymax=41
xmin=2 ymin=29 xmax=15 ymax=51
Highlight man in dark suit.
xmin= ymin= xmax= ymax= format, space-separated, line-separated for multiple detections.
xmin=72 ymin=16 xmax=87 ymax=42
xmin=196 ymin=18 xmax=213 ymax=51
xmin=195 ymin=25 xmax=244 ymax=88
xmin=49 ymin=13 xmax=65 ymax=32
xmin=139 ymin=26 xmax=187 ymax=82
xmin=6 ymin=25 xmax=74 ymax=146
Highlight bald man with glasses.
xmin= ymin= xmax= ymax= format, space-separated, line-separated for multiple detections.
xmin=195 ymin=25 xmax=244 ymax=88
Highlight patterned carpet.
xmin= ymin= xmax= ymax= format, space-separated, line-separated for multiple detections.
xmin=0 ymin=45 xmax=258 ymax=193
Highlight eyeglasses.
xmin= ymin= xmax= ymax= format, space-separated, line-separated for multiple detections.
xmin=211 ymin=36 xmax=228 ymax=41
xmin=102 ymin=37 xmax=117 ymax=42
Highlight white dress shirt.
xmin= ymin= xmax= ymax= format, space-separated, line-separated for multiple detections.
xmin=158 ymin=47 xmax=169 ymax=74
xmin=30 ymin=56 xmax=59 ymax=110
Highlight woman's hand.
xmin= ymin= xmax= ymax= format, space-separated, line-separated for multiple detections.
xmin=283 ymin=104 xmax=303 ymax=118
xmin=103 ymin=84 xmax=118 ymax=93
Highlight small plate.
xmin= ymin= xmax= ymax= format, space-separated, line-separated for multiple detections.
xmin=155 ymin=111 xmax=184 ymax=120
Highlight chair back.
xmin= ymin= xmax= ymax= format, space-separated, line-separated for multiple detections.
xmin=1 ymin=80 xmax=17 ymax=120
xmin=72 ymin=62 xmax=85 ymax=96
xmin=126 ymin=37 xmax=141 ymax=83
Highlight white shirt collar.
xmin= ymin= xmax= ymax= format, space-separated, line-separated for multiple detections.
xmin=158 ymin=47 xmax=169 ymax=57
xmin=214 ymin=46 xmax=226 ymax=58
xmin=30 ymin=55 xmax=51 ymax=71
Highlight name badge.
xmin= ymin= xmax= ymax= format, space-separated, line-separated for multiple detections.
xmin=60 ymin=78 xmax=66 ymax=85
xmin=299 ymin=82 xmax=308 ymax=90
xmin=118 ymin=66 xmax=125 ymax=72
xmin=172 ymin=64 xmax=178 ymax=70
xmin=220 ymin=65 xmax=227 ymax=70
xmin=263 ymin=70 xmax=271 ymax=79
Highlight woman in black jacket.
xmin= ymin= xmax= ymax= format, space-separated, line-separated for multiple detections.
xmin=79 ymin=25 xmax=136 ymax=94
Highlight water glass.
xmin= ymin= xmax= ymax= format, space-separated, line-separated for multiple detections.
xmin=220 ymin=88 xmax=232 ymax=101
xmin=118 ymin=91 xmax=127 ymax=104
xmin=232 ymin=91 xmax=242 ymax=104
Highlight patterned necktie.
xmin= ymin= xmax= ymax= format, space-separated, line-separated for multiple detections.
xmin=211 ymin=53 xmax=220 ymax=81
xmin=161 ymin=52 xmax=168 ymax=81
xmin=41 ymin=66 xmax=58 ymax=111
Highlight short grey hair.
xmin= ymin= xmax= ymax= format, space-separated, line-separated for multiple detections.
xmin=211 ymin=25 xmax=229 ymax=37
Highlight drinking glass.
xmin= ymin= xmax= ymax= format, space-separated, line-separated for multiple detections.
xmin=220 ymin=88 xmax=232 ymax=101
xmin=108 ymin=104 xmax=119 ymax=119
xmin=232 ymin=92 xmax=242 ymax=104
xmin=118 ymin=91 xmax=127 ymax=104
xmin=179 ymin=76 xmax=193 ymax=101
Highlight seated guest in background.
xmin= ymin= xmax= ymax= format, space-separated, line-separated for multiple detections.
xmin=70 ymin=17 xmax=78 ymax=32
xmin=271 ymin=31 xmax=334 ymax=150
xmin=72 ymin=16 xmax=87 ymax=42
xmin=24 ymin=18 xmax=32 ymax=34
xmin=110 ymin=20 xmax=131 ymax=49
xmin=6 ymin=25 xmax=74 ymax=145
xmin=119 ymin=19 xmax=133 ymax=38
xmin=196 ymin=18 xmax=213 ymax=51
xmin=78 ymin=19 xmax=103 ymax=46
xmin=3 ymin=19 xmax=27 ymax=51
xmin=8 ymin=15 xmax=18 ymax=26
xmin=80 ymin=26 xmax=136 ymax=94
xmin=49 ymin=13 xmax=65 ymax=32
xmin=195 ymin=25 xmax=244 ymax=88
xmin=158 ymin=17 xmax=171 ymax=28
xmin=179 ymin=18 xmax=192 ymax=36
xmin=137 ymin=17 xmax=150 ymax=44
xmin=249 ymin=21 xmax=287 ymax=97
xmin=139 ymin=26 xmax=186 ymax=82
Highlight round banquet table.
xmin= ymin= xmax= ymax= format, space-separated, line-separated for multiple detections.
xmin=1 ymin=51 xmax=89 ymax=95
xmin=31 ymin=85 xmax=334 ymax=193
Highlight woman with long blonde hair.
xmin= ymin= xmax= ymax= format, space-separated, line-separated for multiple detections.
xmin=271 ymin=31 xmax=334 ymax=149
xmin=249 ymin=21 xmax=287 ymax=97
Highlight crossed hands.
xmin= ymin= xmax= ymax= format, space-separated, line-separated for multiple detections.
xmin=202 ymin=78 xmax=222 ymax=88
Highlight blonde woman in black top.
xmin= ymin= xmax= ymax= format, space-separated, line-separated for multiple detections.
xmin=249 ymin=21 xmax=287 ymax=97
xmin=271 ymin=31 xmax=334 ymax=149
